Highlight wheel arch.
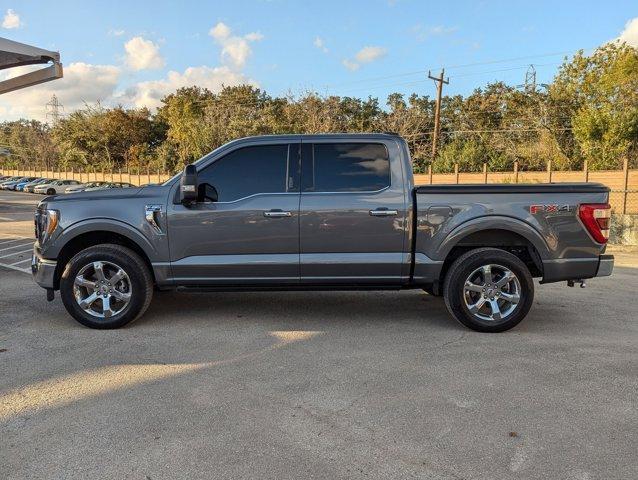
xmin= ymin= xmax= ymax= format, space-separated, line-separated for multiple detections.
xmin=52 ymin=227 xmax=156 ymax=289
xmin=435 ymin=216 xmax=550 ymax=289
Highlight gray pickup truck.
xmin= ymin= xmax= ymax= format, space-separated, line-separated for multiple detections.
xmin=32 ymin=133 xmax=613 ymax=332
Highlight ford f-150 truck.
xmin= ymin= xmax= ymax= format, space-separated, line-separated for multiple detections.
xmin=31 ymin=133 xmax=614 ymax=332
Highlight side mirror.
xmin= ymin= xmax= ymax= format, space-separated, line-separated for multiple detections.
xmin=180 ymin=164 xmax=198 ymax=205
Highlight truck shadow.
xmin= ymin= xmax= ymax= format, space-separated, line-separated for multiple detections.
xmin=140 ymin=289 xmax=461 ymax=331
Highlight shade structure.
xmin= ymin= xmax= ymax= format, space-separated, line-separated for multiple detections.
xmin=0 ymin=37 xmax=63 ymax=94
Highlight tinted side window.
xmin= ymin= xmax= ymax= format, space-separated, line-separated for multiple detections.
xmin=199 ymin=145 xmax=289 ymax=201
xmin=302 ymin=143 xmax=390 ymax=192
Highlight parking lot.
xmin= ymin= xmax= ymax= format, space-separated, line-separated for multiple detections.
xmin=1 ymin=190 xmax=637 ymax=479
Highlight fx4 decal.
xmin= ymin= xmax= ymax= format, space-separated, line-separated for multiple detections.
xmin=529 ymin=204 xmax=571 ymax=214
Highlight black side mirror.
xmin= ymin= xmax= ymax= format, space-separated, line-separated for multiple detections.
xmin=180 ymin=164 xmax=198 ymax=205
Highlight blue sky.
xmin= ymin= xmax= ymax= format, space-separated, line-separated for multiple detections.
xmin=0 ymin=0 xmax=636 ymax=120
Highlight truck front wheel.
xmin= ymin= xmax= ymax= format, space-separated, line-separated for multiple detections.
xmin=59 ymin=244 xmax=153 ymax=329
xmin=443 ymin=248 xmax=534 ymax=333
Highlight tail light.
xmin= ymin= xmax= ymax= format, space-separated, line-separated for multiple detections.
xmin=578 ymin=203 xmax=611 ymax=244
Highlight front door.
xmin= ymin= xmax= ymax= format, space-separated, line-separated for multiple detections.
xmin=167 ymin=142 xmax=301 ymax=285
xmin=299 ymin=140 xmax=408 ymax=284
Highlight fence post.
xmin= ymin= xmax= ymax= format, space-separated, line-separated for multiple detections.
xmin=428 ymin=164 xmax=433 ymax=185
xmin=514 ymin=161 xmax=519 ymax=184
xmin=483 ymin=163 xmax=488 ymax=184
xmin=583 ymin=159 xmax=589 ymax=182
xmin=622 ymin=157 xmax=629 ymax=215
xmin=547 ymin=160 xmax=553 ymax=183
xmin=454 ymin=163 xmax=459 ymax=184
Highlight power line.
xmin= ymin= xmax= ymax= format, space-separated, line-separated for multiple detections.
xmin=321 ymin=47 xmax=594 ymax=90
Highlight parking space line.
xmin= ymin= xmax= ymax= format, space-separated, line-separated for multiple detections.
xmin=9 ymin=258 xmax=31 ymax=266
xmin=0 ymin=242 xmax=34 ymax=253
xmin=0 ymin=248 xmax=33 ymax=259
xmin=0 ymin=237 xmax=28 ymax=246
xmin=0 ymin=263 xmax=30 ymax=274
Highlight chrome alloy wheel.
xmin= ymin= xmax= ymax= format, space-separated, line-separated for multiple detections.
xmin=463 ymin=264 xmax=521 ymax=322
xmin=73 ymin=261 xmax=132 ymax=318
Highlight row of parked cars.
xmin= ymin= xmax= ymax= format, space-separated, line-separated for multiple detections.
xmin=0 ymin=176 xmax=135 ymax=194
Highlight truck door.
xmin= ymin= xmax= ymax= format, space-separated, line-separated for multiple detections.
xmin=167 ymin=142 xmax=301 ymax=284
xmin=299 ymin=140 xmax=408 ymax=284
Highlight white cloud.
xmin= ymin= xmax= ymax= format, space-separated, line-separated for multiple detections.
xmin=313 ymin=36 xmax=328 ymax=53
xmin=209 ymin=21 xmax=263 ymax=69
xmin=618 ymin=17 xmax=638 ymax=47
xmin=124 ymin=36 xmax=165 ymax=71
xmin=412 ymin=24 xmax=458 ymax=42
xmin=355 ymin=46 xmax=387 ymax=63
xmin=343 ymin=46 xmax=387 ymax=71
xmin=342 ymin=59 xmax=360 ymax=71
xmin=0 ymin=62 xmax=120 ymax=121
xmin=2 ymin=8 xmax=21 ymax=29
xmin=108 ymin=28 xmax=125 ymax=37
xmin=122 ymin=65 xmax=258 ymax=109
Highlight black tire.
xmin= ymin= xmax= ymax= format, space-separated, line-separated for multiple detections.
xmin=60 ymin=244 xmax=153 ymax=329
xmin=47 ymin=188 xmax=55 ymax=195
xmin=443 ymin=248 xmax=534 ymax=333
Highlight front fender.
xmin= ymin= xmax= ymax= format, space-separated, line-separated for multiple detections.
xmin=435 ymin=215 xmax=552 ymax=261
xmin=45 ymin=218 xmax=161 ymax=262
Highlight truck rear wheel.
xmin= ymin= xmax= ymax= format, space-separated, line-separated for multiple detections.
xmin=443 ymin=248 xmax=534 ymax=333
xmin=59 ymin=244 xmax=153 ymax=329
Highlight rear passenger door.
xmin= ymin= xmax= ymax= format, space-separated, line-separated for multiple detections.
xmin=299 ymin=140 xmax=408 ymax=284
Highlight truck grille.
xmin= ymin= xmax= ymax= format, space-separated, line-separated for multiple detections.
xmin=34 ymin=208 xmax=45 ymax=241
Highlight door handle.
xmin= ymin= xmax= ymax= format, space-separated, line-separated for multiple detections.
xmin=369 ymin=208 xmax=398 ymax=217
xmin=263 ymin=209 xmax=292 ymax=218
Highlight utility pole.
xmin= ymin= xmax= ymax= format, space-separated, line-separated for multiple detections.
xmin=428 ymin=69 xmax=449 ymax=160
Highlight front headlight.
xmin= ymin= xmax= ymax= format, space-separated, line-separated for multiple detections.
xmin=35 ymin=209 xmax=59 ymax=243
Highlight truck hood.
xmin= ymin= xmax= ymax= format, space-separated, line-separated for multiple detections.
xmin=43 ymin=185 xmax=157 ymax=203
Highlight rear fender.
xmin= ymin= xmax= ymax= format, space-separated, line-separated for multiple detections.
xmin=435 ymin=216 xmax=551 ymax=261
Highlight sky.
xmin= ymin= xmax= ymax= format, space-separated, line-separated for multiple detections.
xmin=0 ymin=0 xmax=636 ymax=121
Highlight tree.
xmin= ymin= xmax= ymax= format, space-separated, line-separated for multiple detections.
xmin=550 ymin=42 xmax=638 ymax=169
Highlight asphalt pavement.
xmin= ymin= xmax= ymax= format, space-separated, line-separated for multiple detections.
xmin=1 ymin=190 xmax=637 ymax=480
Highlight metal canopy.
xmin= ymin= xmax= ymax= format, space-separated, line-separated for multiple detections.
xmin=0 ymin=37 xmax=63 ymax=94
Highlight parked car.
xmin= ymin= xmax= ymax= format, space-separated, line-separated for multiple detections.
xmin=23 ymin=178 xmax=55 ymax=193
xmin=83 ymin=182 xmax=136 ymax=191
xmin=64 ymin=181 xmax=109 ymax=193
xmin=33 ymin=179 xmax=81 ymax=195
xmin=14 ymin=177 xmax=41 ymax=191
xmin=32 ymin=134 xmax=613 ymax=331
xmin=1 ymin=176 xmax=36 ymax=190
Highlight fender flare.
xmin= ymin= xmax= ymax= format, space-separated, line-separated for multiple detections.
xmin=49 ymin=218 xmax=159 ymax=262
xmin=435 ymin=215 xmax=552 ymax=261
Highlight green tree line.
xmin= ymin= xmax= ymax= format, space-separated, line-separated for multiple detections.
xmin=1 ymin=43 xmax=636 ymax=174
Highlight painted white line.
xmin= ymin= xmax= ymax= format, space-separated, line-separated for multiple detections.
xmin=0 ymin=237 xmax=28 ymax=246
xmin=0 ymin=216 xmax=13 ymax=221
xmin=0 ymin=242 xmax=33 ymax=253
xmin=0 ymin=248 xmax=33 ymax=259
xmin=9 ymin=258 xmax=31 ymax=266
xmin=0 ymin=262 xmax=30 ymax=274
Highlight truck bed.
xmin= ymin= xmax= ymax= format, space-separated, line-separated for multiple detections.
xmin=411 ymin=182 xmax=611 ymax=286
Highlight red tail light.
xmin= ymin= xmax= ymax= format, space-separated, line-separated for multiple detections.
xmin=578 ymin=203 xmax=611 ymax=244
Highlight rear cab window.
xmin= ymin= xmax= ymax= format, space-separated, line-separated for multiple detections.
xmin=301 ymin=143 xmax=390 ymax=192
